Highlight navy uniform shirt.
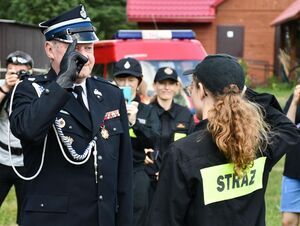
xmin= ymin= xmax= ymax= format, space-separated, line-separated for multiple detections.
xmin=10 ymin=68 xmax=133 ymax=226
xmin=146 ymin=90 xmax=300 ymax=226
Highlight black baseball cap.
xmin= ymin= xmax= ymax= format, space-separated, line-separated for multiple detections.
xmin=112 ymin=57 xmax=143 ymax=78
xmin=6 ymin=51 xmax=34 ymax=68
xmin=39 ymin=5 xmax=98 ymax=43
xmin=183 ymin=54 xmax=245 ymax=95
xmin=154 ymin=67 xmax=178 ymax=82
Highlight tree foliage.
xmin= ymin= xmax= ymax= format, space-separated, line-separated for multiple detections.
xmin=0 ymin=0 xmax=137 ymax=39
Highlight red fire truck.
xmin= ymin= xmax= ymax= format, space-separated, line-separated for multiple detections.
xmin=93 ymin=30 xmax=207 ymax=108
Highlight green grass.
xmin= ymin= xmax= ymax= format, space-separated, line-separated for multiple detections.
xmin=0 ymin=188 xmax=17 ymax=226
xmin=0 ymin=82 xmax=294 ymax=226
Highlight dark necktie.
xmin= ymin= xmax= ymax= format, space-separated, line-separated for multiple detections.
xmin=73 ymin=86 xmax=88 ymax=111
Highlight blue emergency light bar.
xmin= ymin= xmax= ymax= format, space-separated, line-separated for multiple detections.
xmin=114 ymin=30 xmax=196 ymax=40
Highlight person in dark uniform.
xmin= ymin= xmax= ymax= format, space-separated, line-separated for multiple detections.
xmin=146 ymin=67 xmax=194 ymax=197
xmin=9 ymin=5 xmax=132 ymax=226
xmin=112 ymin=57 xmax=160 ymax=226
xmin=146 ymin=54 xmax=300 ymax=226
xmin=281 ymin=84 xmax=300 ymax=226
xmin=0 ymin=51 xmax=33 ymax=226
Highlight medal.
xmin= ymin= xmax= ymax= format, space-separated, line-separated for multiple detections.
xmin=101 ymin=126 xmax=109 ymax=139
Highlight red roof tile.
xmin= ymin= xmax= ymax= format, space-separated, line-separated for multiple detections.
xmin=271 ymin=0 xmax=300 ymax=25
xmin=127 ymin=0 xmax=224 ymax=23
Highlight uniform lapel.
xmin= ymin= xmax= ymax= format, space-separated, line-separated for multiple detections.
xmin=62 ymin=92 xmax=92 ymax=131
xmin=86 ymin=78 xmax=107 ymax=136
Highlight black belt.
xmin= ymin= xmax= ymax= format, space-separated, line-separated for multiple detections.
xmin=0 ymin=140 xmax=23 ymax=156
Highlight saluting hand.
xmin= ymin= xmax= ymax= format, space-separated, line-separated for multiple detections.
xmin=56 ymin=39 xmax=88 ymax=89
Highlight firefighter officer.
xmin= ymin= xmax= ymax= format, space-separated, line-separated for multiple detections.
xmin=9 ymin=5 xmax=132 ymax=226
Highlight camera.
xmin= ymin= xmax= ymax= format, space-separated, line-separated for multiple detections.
xmin=16 ymin=70 xmax=31 ymax=80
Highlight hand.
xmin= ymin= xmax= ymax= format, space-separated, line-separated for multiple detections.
xmin=144 ymin=148 xmax=154 ymax=165
xmin=291 ymin=85 xmax=300 ymax=106
xmin=3 ymin=68 xmax=19 ymax=92
xmin=126 ymin=101 xmax=139 ymax=126
xmin=56 ymin=39 xmax=88 ymax=89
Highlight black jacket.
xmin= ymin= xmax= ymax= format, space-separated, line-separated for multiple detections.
xmin=283 ymin=94 xmax=300 ymax=179
xmin=10 ymin=69 xmax=133 ymax=226
xmin=146 ymin=90 xmax=300 ymax=226
xmin=151 ymin=100 xmax=195 ymax=154
xmin=147 ymin=101 xmax=194 ymax=174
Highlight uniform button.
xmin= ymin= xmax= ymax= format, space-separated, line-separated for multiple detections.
xmin=40 ymin=203 xmax=44 ymax=207
xmin=69 ymin=126 xmax=72 ymax=129
xmin=94 ymin=136 xmax=98 ymax=141
xmin=44 ymin=75 xmax=47 ymax=79
xmin=98 ymin=155 xmax=102 ymax=160
xmin=99 ymin=175 xmax=103 ymax=180
xmin=99 ymin=195 xmax=103 ymax=200
xmin=113 ymin=128 xmax=117 ymax=131
xmin=44 ymin=89 xmax=50 ymax=94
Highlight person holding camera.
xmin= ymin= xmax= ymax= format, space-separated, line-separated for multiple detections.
xmin=0 ymin=50 xmax=33 ymax=225
xmin=9 ymin=5 xmax=132 ymax=226
xmin=112 ymin=57 xmax=160 ymax=226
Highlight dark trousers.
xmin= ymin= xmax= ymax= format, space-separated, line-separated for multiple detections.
xmin=0 ymin=163 xmax=24 ymax=224
xmin=133 ymin=168 xmax=151 ymax=226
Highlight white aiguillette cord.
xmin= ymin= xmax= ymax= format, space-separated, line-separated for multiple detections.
xmin=8 ymin=81 xmax=98 ymax=183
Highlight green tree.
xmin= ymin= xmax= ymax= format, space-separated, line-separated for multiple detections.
xmin=0 ymin=0 xmax=137 ymax=39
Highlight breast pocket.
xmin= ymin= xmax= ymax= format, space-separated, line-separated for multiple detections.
xmin=102 ymin=118 xmax=124 ymax=159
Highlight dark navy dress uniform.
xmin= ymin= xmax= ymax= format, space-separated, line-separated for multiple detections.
xmin=10 ymin=69 xmax=133 ymax=226
xmin=146 ymin=90 xmax=300 ymax=226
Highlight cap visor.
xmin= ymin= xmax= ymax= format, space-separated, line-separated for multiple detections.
xmin=54 ymin=32 xmax=99 ymax=43
xmin=155 ymin=76 xmax=178 ymax=82
xmin=183 ymin=69 xmax=195 ymax=75
xmin=113 ymin=70 xmax=142 ymax=78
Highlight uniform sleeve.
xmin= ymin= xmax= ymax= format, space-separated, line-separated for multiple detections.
xmin=132 ymin=105 xmax=160 ymax=148
xmin=116 ymin=91 xmax=133 ymax=226
xmin=246 ymin=88 xmax=300 ymax=168
xmin=146 ymin=146 xmax=191 ymax=226
xmin=10 ymin=80 xmax=70 ymax=142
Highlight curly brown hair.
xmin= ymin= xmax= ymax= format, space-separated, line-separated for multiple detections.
xmin=207 ymin=84 xmax=270 ymax=177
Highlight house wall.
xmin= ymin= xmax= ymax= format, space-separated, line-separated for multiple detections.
xmin=138 ymin=0 xmax=295 ymax=84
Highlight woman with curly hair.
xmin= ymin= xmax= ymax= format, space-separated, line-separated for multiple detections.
xmin=146 ymin=54 xmax=300 ymax=226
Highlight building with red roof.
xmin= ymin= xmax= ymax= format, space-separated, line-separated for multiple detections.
xmin=127 ymin=0 xmax=296 ymax=84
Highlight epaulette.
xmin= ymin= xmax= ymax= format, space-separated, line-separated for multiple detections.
xmin=23 ymin=74 xmax=49 ymax=83
xmin=91 ymin=75 xmax=119 ymax=88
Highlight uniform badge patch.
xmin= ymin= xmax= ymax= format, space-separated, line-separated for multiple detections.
xmin=94 ymin=89 xmax=102 ymax=97
xmin=124 ymin=61 xmax=131 ymax=69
